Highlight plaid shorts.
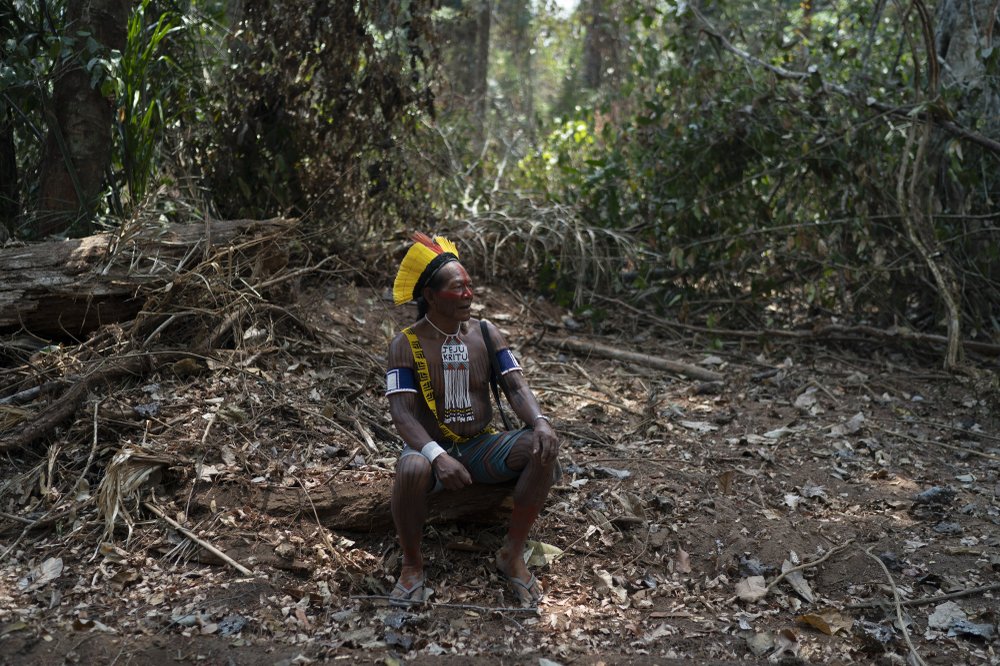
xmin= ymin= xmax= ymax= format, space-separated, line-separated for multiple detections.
xmin=401 ymin=428 xmax=530 ymax=493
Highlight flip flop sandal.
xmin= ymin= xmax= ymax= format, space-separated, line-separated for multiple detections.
xmin=389 ymin=577 xmax=427 ymax=607
xmin=502 ymin=572 xmax=540 ymax=608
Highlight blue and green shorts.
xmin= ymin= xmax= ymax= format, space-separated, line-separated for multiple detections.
xmin=401 ymin=428 xmax=531 ymax=493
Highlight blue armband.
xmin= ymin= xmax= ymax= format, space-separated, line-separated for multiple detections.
xmin=385 ymin=367 xmax=418 ymax=395
xmin=496 ymin=348 xmax=522 ymax=375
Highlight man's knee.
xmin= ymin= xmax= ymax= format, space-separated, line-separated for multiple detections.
xmin=395 ymin=453 xmax=432 ymax=491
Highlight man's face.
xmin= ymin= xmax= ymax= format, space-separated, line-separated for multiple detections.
xmin=428 ymin=261 xmax=474 ymax=321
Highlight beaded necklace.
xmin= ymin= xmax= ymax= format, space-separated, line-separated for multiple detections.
xmin=423 ymin=316 xmax=474 ymax=424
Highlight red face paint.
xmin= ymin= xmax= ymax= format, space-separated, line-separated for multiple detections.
xmin=438 ymin=265 xmax=474 ymax=300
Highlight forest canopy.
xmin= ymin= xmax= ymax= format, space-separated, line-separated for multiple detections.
xmin=2 ymin=0 xmax=999 ymax=364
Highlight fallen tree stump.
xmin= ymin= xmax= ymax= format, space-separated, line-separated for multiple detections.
xmin=198 ymin=477 xmax=516 ymax=532
xmin=0 ymin=217 xmax=293 ymax=337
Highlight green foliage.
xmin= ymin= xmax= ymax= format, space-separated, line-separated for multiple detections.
xmin=506 ymin=0 xmax=999 ymax=337
xmin=197 ymin=0 xmax=439 ymax=240
xmin=117 ymin=0 xmax=181 ymax=205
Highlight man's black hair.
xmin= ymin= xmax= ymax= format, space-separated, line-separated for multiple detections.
xmin=415 ymin=258 xmax=457 ymax=320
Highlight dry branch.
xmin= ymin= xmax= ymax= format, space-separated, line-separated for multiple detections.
xmin=0 ymin=354 xmax=156 ymax=451
xmin=541 ymin=337 xmax=724 ymax=382
xmin=143 ymin=501 xmax=254 ymax=576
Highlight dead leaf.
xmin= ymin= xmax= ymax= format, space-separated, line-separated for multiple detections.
xmin=17 ymin=557 xmax=63 ymax=592
xmin=593 ymin=567 xmax=628 ymax=604
xmin=717 ymin=470 xmax=735 ymax=495
xmin=794 ymin=389 xmax=817 ymax=410
xmin=800 ymin=481 xmax=827 ymax=499
xmin=770 ymin=628 xmax=799 ymax=661
xmin=745 ymin=631 xmax=774 ymax=656
xmin=781 ymin=559 xmax=814 ymax=602
xmin=927 ymin=601 xmax=967 ymax=630
xmin=735 ymin=576 xmax=768 ymax=603
xmin=763 ymin=426 xmax=795 ymax=439
xmin=797 ymin=609 xmax=853 ymax=635
xmin=524 ymin=540 xmax=563 ymax=567
xmin=828 ymin=411 xmax=865 ymax=437
xmin=109 ymin=569 xmax=141 ymax=592
xmin=679 ymin=420 xmax=718 ymax=433
xmin=674 ymin=547 xmax=692 ymax=574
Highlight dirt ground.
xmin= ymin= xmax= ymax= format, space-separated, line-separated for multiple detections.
xmin=2 ymin=279 xmax=999 ymax=665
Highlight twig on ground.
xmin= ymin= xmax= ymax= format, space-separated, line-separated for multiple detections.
xmin=331 ymin=446 xmax=362 ymax=479
xmin=869 ymin=422 xmax=1000 ymax=462
xmin=534 ymin=384 xmax=644 ymax=417
xmin=143 ymin=501 xmax=254 ymax=576
xmin=571 ymin=362 xmax=617 ymax=403
xmin=725 ymin=540 xmax=854 ymax=605
xmin=807 ymin=378 xmax=841 ymax=405
xmin=541 ymin=337 xmax=724 ymax=382
xmin=349 ymin=595 xmax=539 ymax=614
xmin=764 ymin=540 xmax=854 ymax=596
xmin=0 ymin=511 xmax=33 ymax=525
xmin=846 ymin=582 xmax=1000 ymax=610
xmin=861 ymin=547 xmax=926 ymax=666
xmin=291 ymin=446 xmax=360 ymax=565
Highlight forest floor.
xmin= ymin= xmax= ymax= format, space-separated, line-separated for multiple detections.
xmin=2 ymin=278 xmax=999 ymax=665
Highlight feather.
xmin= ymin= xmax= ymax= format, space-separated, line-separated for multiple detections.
xmin=392 ymin=233 xmax=460 ymax=306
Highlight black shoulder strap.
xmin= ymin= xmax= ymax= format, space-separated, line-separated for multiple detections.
xmin=481 ymin=319 xmax=515 ymax=431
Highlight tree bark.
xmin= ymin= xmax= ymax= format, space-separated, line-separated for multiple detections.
xmin=442 ymin=0 xmax=491 ymax=133
xmin=36 ymin=0 xmax=129 ymax=237
xmin=0 ymin=108 xmax=17 ymax=235
xmin=583 ymin=0 xmax=617 ymax=91
xmin=195 ymin=478 xmax=517 ymax=532
xmin=0 ymin=217 xmax=293 ymax=338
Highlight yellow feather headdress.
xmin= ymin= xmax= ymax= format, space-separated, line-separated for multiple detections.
xmin=392 ymin=233 xmax=460 ymax=306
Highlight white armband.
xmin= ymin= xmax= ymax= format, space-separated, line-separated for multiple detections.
xmin=421 ymin=441 xmax=446 ymax=464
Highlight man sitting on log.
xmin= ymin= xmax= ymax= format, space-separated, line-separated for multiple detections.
xmin=385 ymin=233 xmax=560 ymax=607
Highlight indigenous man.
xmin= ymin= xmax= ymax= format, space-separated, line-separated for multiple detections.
xmin=385 ymin=233 xmax=560 ymax=607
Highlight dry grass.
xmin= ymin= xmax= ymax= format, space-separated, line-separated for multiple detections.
xmin=457 ymin=202 xmax=645 ymax=305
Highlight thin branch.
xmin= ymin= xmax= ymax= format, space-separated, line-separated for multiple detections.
xmin=143 ymin=501 xmax=254 ymax=576
xmin=349 ymin=595 xmax=539 ymax=614
xmin=861 ymin=546 xmax=927 ymax=666
xmin=846 ymin=582 xmax=1000 ymax=609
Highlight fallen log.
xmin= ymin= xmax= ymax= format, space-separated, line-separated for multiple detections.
xmin=542 ymin=337 xmax=724 ymax=382
xmin=0 ymin=217 xmax=292 ymax=338
xmin=197 ymin=477 xmax=516 ymax=532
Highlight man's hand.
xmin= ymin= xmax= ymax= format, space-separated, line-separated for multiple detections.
xmin=432 ymin=453 xmax=472 ymax=490
xmin=532 ymin=420 xmax=560 ymax=465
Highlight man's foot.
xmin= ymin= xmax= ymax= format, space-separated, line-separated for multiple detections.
xmin=495 ymin=545 xmax=542 ymax=607
xmin=389 ymin=565 xmax=427 ymax=606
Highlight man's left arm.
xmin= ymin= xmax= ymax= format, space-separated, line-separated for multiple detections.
xmin=483 ymin=322 xmax=559 ymax=464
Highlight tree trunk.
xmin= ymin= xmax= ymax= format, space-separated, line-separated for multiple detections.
xmin=473 ymin=0 xmax=491 ymax=125
xmin=499 ymin=0 xmax=534 ymax=139
xmin=583 ymin=0 xmax=617 ymax=91
xmin=0 ymin=108 xmax=16 ymax=236
xmin=194 ymin=477 xmax=517 ymax=532
xmin=0 ymin=217 xmax=293 ymax=338
xmin=443 ymin=0 xmax=491 ymax=126
xmin=36 ymin=0 xmax=129 ymax=237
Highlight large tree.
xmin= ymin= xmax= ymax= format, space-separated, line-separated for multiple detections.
xmin=36 ymin=0 xmax=130 ymax=237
